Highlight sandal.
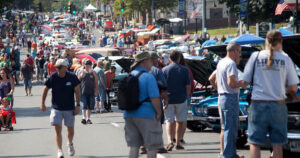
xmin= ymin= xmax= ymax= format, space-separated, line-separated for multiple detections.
xmin=166 ymin=143 xmax=174 ymax=151
xmin=175 ymin=144 xmax=184 ymax=150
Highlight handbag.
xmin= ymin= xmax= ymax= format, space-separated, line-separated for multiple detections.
xmin=246 ymin=51 xmax=260 ymax=103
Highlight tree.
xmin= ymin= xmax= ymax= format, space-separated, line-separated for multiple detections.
xmin=217 ymin=0 xmax=280 ymax=23
xmin=0 ymin=0 xmax=15 ymax=14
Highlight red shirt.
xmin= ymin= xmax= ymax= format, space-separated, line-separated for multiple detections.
xmin=47 ymin=62 xmax=56 ymax=75
xmin=32 ymin=42 xmax=37 ymax=50
xmin=38 ymin=49 xmax=44 ymax=56
xmin=105 ymin=71 xmax=115 ymax=89
xmin=24 ymin=57 xmax=34 ymax=67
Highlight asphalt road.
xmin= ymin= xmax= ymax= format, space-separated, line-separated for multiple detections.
xmin=0 ymin=39 xmax=273 ymax=158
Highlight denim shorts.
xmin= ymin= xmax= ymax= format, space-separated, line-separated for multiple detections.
xmin=95 ymin=87 xmax=106 ymax=102
xmin=248 ymin=102 xmax=288 ymax=145
xmin=81 ymin=94 xmax=95 ymax=110
xmin=24 ymin=79 xmax=32 ymax=89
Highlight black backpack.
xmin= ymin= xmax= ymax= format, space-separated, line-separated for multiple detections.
xmin=117 ymin=71 xmax=148 ymax=110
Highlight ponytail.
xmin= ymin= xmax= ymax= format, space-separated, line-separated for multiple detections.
xmin=267 ymin=45 xmax=274 ymax=67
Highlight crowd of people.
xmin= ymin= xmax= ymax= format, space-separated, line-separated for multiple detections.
xmin=0 ymin=10 xmax=298 ymax=158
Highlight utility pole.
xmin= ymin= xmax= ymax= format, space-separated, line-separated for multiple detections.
xmin=246 ymin=0 xmax=249 ymax=33
xmin=296 ymin=0 xmax=299 ymax=33
xmin=202 ymin=0 xmax=206 ymax=34
xmin=185 ymin=0 xmax=187 ymax=34
xmin=195 ymin=18 xmax=198 ymax=33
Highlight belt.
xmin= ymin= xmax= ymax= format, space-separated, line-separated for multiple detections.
xmin=251 ymin=100 xmax=285 ymax=105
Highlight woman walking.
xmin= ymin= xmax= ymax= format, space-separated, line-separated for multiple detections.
xmin=0 ymin=68 xmax=14 ymax=106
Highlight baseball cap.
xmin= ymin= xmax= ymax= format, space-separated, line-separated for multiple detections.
xmin=85 ymin=60 xmax=92 ymax=65
xmin=55 ymin=59 xmax=68 ymax=67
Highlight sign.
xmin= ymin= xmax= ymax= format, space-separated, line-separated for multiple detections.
xmin=256 ymin=22 xmax=272 ymax=38
xmin=240 ymin=0 xmax=247 ymax=19
xmin=178 ymin=0 xmax=185 ymax=15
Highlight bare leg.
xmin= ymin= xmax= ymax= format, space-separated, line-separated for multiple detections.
xmin=54 ymin=125 xmax=63 ymax=150
xmin=25 ymin=89 xmax=28 ymax=95
xmin=67 ymin=127 xmax=74 ymax=144
xmin=29 ymin=88 xmax=32 ymax=95
xmin=5 ymin=114 xmax=11 ymax=125
xmin=250 ymin=144 xmax=261 ymax=158
xmin=100 ymin=101 xmax=105 ymax=109
xmin=0 ymin=115 xmax=5 ymax=125
xmin=87 ymin=110 xmax=91 ymax=119
xmin=272 ymin=145 xmax=283 ymax=158
xmin=181 ymin=121 xmax=187 ymax=140
xmin=82 ymin=110 xmax=86 ymax=119
xmin=129 ymin=147 xmax=139 ymax=158
xmin=166 ymin=122 xmax=174 ymax=144
xmin=175 ymin=121 xmax=184 ymax=146
xmin=147 ymin=150 xmax=157 ymax=158
xmin=95 ymin=101 xmax=99 ymax=111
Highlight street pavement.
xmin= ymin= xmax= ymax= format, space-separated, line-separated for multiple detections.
xmin=0 ymin=33 xmax=272 ymax=158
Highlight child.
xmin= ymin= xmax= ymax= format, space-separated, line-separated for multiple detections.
xmin=0 ymin=97 xmax=14 ymax=131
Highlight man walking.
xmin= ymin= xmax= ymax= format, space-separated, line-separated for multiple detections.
xmin=124 ymin=51 xmax=163 ymax=158
xmin=94 ymin=59 xmax=107 ymax=113
xmin=216 ymin=42 xmax=243 ymax=158
xmin=162 ymin=51 xmax=191 ymax=151
xmin=78 ymin=60 xmax=98 ymax=124
xmin=41 ymin=59 xmax=81 ymax=158
xmin=20 ymin=60 xmax=33 ymax=96
xmin=104 ymin=66 xmax=116 ymax=112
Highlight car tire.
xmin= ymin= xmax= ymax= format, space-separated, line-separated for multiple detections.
xmin=187 ymin=121 xmax=207 ymax=132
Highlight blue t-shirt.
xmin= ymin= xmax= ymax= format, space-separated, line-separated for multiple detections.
xmin=45 ymin=71 xmax=80 ymax=111
xmin=94 ymin=66 xmax=106 ymax=89
xmin=124 ymin=67 xmax=160 ymax=119
xmin=162 ymin=63 xmax=191 ymax=104
xmin=102 ymin=36 xmax=107 ymax=46
xmin=150 ymin=66 xmax=167 ymax=91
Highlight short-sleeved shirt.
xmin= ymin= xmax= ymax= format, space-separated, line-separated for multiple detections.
xmin=124 ymin=67 xmax=160 ymax=119
xmin=216 ymin=57 xmax=239 ymax=94
xmin=150 ymin=66 xmax=167 ymax=91
xmin=243 ymin=50 xmax=299 ymax=100
xmin=47 ymin=62 xmax=56 ymax=75
xmin=163 ymin=63 xmax=191 ymax=104
xmin=105 ymin=71 xmax=115 ymax=89
xmin=21 ymin=65 xmax=33 ymax=80
xmin=94 ymin=67 xmax=106 ymax=89
xmin=45 ymin=71 xmax=80 ymax=111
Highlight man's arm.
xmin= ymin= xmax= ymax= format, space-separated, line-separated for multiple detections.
xmin=151 ymin=97 xmax=162 ymax=121
xmin=74 ymin=85 xmax=81 ymax=115
xmin=287 ymin=85 xmax=300 ymax=101
xmin=186 ymin=85 xmax=191 ymax=97
xmin=93 ymin=71 xmax=98 ymax=96
xmin=40 ymin=86 xmax=49 ymax=112
xmin=100 ymin=76 xmax=106 ymax=89
xmin=208 ymin=72 xmax=217 ymax=89
xmin=227 ymin=75 xmax=242 ymax=89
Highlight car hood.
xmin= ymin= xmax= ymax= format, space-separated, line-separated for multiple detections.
xmin=283 ymin=35 xmax=300 ymax=68
xmin=115 ymin=58 xmax=134 ymax=73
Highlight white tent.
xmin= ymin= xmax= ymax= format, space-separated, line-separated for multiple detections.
xmin=84 ymin=4 xmax=97 ymax=12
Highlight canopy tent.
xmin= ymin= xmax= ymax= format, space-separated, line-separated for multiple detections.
xmin=231 ymin=34 xmax=265 ymax=45
xmin=202 ymin=40 xmax=217 ymax=47
xmin=84 ymin=4 xmax=97 ymax=12
xmin=279 ymin=28 xmax=294 ymax=36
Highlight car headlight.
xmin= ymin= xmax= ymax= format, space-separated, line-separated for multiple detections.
xmin=109 ymin=92 xmax=115 ymax=98
xmin=202 ymin=106 xmax=208 ymax=115
xmin=194 ymin=106 xmax=201 ymax=115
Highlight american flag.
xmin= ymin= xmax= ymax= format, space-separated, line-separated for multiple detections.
xmin=190 ymin=3 xmax=200 ymax=20
xmin=275 ymin=0 xmax=288 ymax=15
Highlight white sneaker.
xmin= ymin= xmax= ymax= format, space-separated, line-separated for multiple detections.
xmin=57 ymin=150 xmax=64 ymax=158
xmin=68 ymin=143 xmax=75 ymax=156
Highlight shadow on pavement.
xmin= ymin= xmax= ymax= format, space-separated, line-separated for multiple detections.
xmin=184 ymin=142 xmax=220 ymax=146
xmin=0 ymin=155 xmax=49 ymax=157
xmin=14 ymin=107 xmax=51 ymax=117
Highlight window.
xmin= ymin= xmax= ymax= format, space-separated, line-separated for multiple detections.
xmin=210 ymin=8 xmax=223 ymax=19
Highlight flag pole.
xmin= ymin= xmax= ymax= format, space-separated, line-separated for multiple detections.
xmin=202 ymin=0 xmax=206 ymax=35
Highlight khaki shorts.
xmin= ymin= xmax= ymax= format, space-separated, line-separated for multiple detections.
xmin=50 ymin=109 xmax=75 ymax=127
xmin=164 ymin=100 xmax=187 ymax=123
xmin=125 ymin=117 xmax=163 ymax=151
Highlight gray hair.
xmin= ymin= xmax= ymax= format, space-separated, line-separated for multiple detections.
xmin=226 ymin=42 xmax=241 ymax=52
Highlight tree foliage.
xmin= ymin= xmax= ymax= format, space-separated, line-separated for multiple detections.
xmin=0 ymin=0 xmax=15 ymax=14
xmin=217 ymin=0 xmax=280 ymax=23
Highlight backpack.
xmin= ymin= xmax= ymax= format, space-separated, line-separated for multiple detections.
xmin=117 ymin=71 xmax=148 ymax=110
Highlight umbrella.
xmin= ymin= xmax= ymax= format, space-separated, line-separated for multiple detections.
xmin=231 ymin=34 xmax=265 ymax=45
xmin=202 ymin=40 xmax=217 ymax=47
xmin=279 ymin=28 xmax=294 ymax=36
xmin=89 ymin=53 xmax=102 ymax=60
xmin=75 ymin=54 xmax=96 ymax=63
xmin=224 ymin=38 xmax=233 ymax=44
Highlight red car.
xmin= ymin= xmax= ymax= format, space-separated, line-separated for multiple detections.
xmin=104 ymin=20 xmax=115 ymax=31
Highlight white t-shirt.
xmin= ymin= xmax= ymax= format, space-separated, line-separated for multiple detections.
xmin=216 ymin=57 xmax=239 ymax=94
xmin=148 ymin=40 xmax=154 ymax=51
xmin=162 ymin=53 xmax=169 ymax=65
xmin=243 ymin=50 xmax=299 ymax=100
